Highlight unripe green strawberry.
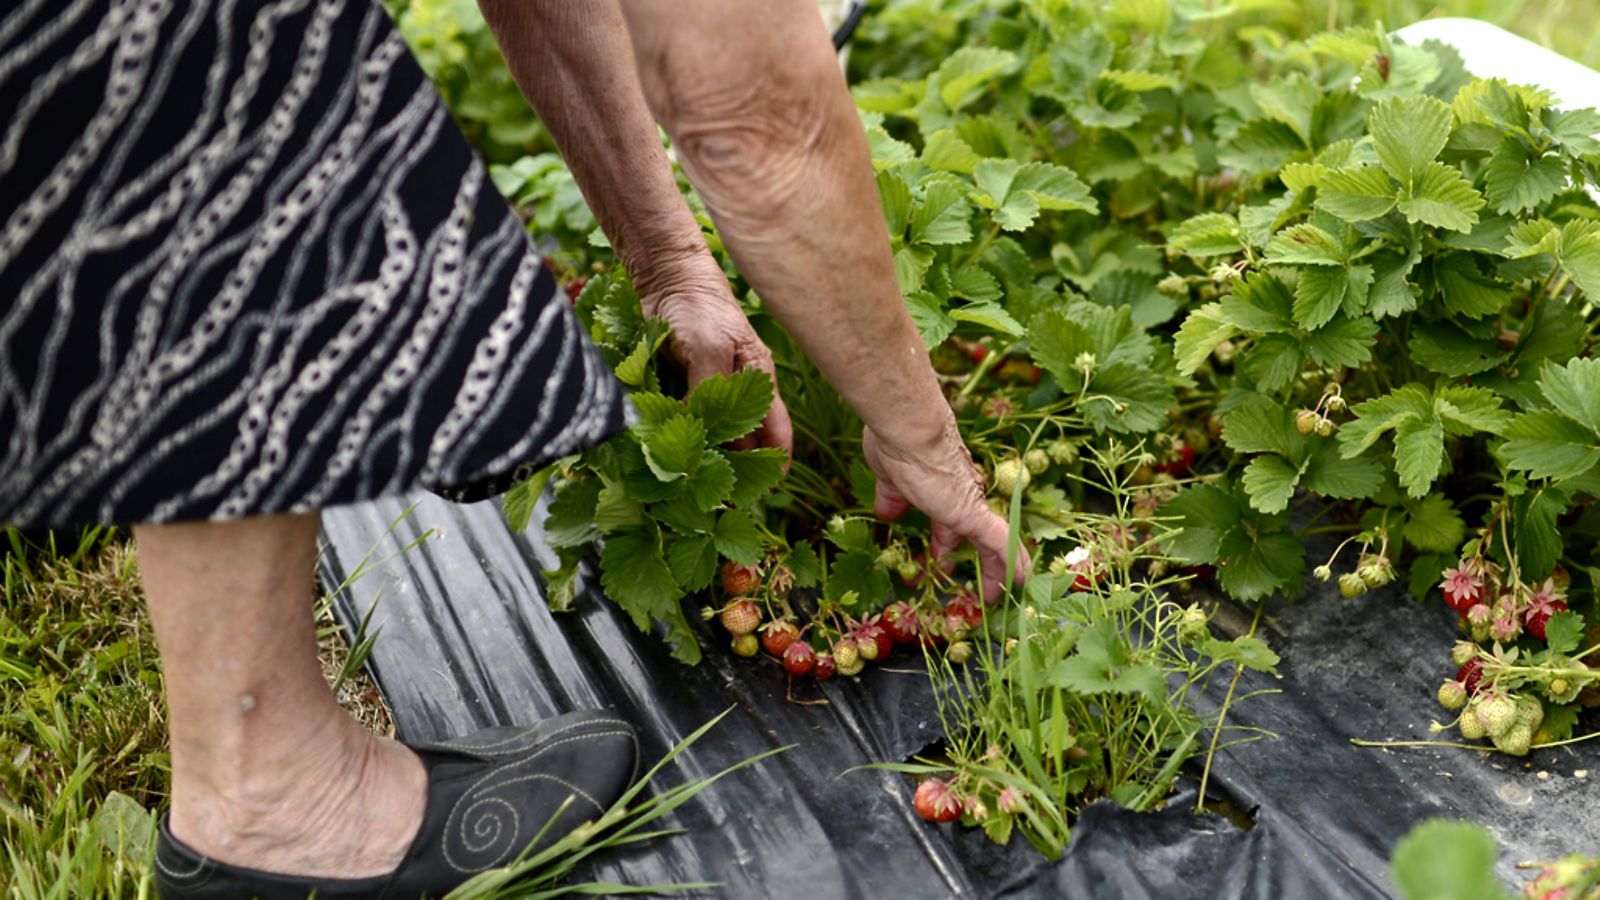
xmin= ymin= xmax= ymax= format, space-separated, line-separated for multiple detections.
xmin=731 ymin=633 xmax=760 ymax=658
xmin=1494 ymin=722 xmax=1533 ymax=756
xmin=1458 ymin=704 xmax=1487 ymax=740
xmin=1476 ymin=694 xmax=1518 ymax=738
xmin=1046 ymin=439 xmax=1079 ymax=465
xmin=1546 ymin=677 xmax=1573 ymax=703
xmin=719 ymin=599 xmax=761 ymax=636
xmin=1295 ymin=410 xmax=1319 ymax=435
xmin=856 ymin=634 xmax=880 ymax=662
xmin=1338 ymin=572 xmax=1366 ymax=598
xmin=993 ymin=458 xmax=1029 ymax=496
xmin=1023 ymin=448 xmax=1050 ymax=476
xmin=1437 ymin=680 xmax=1467 ymax=711
xmin=1313 ymin=565 xmax=1333 ymax=582
xmin=947 ymin=640 xmax=974 ymax=664
xmin=1314 ymin=417 xmax=1335 ymax=438
xmin=1177 ymin=605 xmax=1209 ymax=644
xmin=1451 ymin=641 xmax=1478 ymax=667
xmin=833 ymin=639 xmax=863 ymax=676
xmin=1516 ymin=697 xmax=1544 ymax=735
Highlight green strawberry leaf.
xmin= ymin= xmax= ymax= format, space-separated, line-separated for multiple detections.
xmin=1172 ymin=303 xmax=1236 ymax=374
xmin=1500 ymin=411 xmax=1600 ymax=481
xmin=1301 ymin=442 xmax=1385 ymax=501
xmin=642 ymin=414 xmax=707 ymax=481
xmin=687 ymin=369 xmax=773 ymax=445
xmin=910 ymin=176 xmax=975 ymax=246
xmin=971 ymin=159 xmax=1097 ymax=231
xmin=1390 ymin=820 xmax=1509 ymax=900
xmin=1396 ymin=161 xmax=1484 ymax=233
xmin=712 ymin=509 xmax=764 ymax=565
xmin=1537 ymin=357 xmax=1600 ymax=435
xmin=1370 ymin=95 xmax=1453 ymax=185
xmin=1241 ymin=454 xmax=1300 ymax=513
xmin=726 ymin=448 xmax=787 ymax=507
xmin=1316 ymin=166 xmax=1399 ymax=220
xmin=1169 ymin=212 xmax=1246 ymax=257
xmin=1404 ymin=495 xmax=1466 ymax=553
xmin=1393 ymin=416 xmax=1446 ymax=498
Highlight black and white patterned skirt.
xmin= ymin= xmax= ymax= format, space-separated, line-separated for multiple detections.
xmin=0 ymin=0 xmax=629 ymax=529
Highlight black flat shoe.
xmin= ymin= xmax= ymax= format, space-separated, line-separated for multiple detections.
xmin=154 ymin=711 xmax=639 ymax=899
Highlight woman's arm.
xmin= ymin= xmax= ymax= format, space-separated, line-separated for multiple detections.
xmin=617 ymin=0 xmax=1026 ymax=596
xmin=475 ymin=0 xmax=791 ymax=454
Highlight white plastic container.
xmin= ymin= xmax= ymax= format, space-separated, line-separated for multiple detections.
xmin=1395 ymin=18 xmax=1600 ymax=111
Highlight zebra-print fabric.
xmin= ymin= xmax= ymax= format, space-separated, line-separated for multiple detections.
xmin=0 ymin=0 xmax=629 ymax=529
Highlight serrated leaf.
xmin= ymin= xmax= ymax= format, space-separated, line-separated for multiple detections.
xmin=1303 ymin=314 xmax=1378 ymax=368
xmin=878 ymin=168 xmax=914 ymax=238
xmin=867 ymin=126 xmax=916 ymax=171
xmin=1404 ymin=495 xmax=1466 ymax=553
xmin=1316 ymin=166 xmax=1399 ymax=220
xmin=686 ymin=370 xmax=773 ymax=445
xmin=1083 ymin=363 xmax=1173 ymax=434
xmin=726 ymin=448 xmax=786 ymax=507
xmin=1301 ymin=442 xmax=1385 ymax=500
xmin=545 ymin=478 xmax=603 ymax=548
xmin=1484 ymin=137 xmax=1566 ymax=214
xmin=937 ymin=47 xmax=1017 ymax=113
xmin=1370 ymin=95 xmax=1453 ymax=185
xmin=1160 ymin=484 xmax=1238 ymax=564
xmin=1218 ymin=119 xmax=1305 ymax=174
xmin=950 ymin=266 xmax=1002 ymax=302
xmin=972 ymin=159 xmax=1098 ymax=231
xmin=1514 ymin=489 xmax=1566 ymax=581
xmin=686 ymin=450 xmax=736 ymax=511
xmin=1339 ymin=385 xmax=1432 ymax=457
xmin=1031 ymin=308 xmax=1099 ymax=385
xmin=1368 ymin=251 xmax=1419 ymax=318
xmin=666 ymin=534 xmax=718 ymax=592
xmin=1408 ymin=321 xmax=1509 ymax=377
xmin=502 ymin=465 xmax=557 ymax=533
xmin=1217 ymin=528 xmax=1305 ymax=602
xmin=1237 ymin=333 xmax=1303 ymax=392
xmin=1223 ymin=395 xmax=1298 ymax=455
xmin=922 ymin=129 xmax=982 ymax=173
xmin=1538 ymin=357 xmax=1600 ymax=435
xmin=1500 ymin=411 xmax=1600 ymax=480
xmin=712 ymin=509 xmax=763 ymax=564
xmin=1390 ymin=820 xmax=1508 ymax=900
xmin=1199 ymin=633 xmax=1280 ymax=671
xmin=1294 ymin=264 xmax=1373 ymax=328
xmin=1544 ymin=610 xmax=1585 ymax=657
xmin=893 ymin=244 xmax=934 ymax=294
xmin=1169 ymin=306 xmax=1233 ymax=376
xmin=1267 ymin=223 xmax=1345 ymax=266
xmin=1221 ymin=273 xmax=1296 ymax=332
xmin=1435 ymin=254 xmax=1511 ymax=318
xmin=1169 ymin=212 xmax=1246 ymax=257
xmin=600 ymin=528 xmax=696 ymax=663
xmin=1397 ymin=162 xmax=1485 ymax=233
xmin=951 ymin=302 xmax=1024 ymax=335
xmin=1434 ymin=385 xmax=1511 ymax=435
xmin=905 ymin=290 xmax=956 ymax=348
xmin=910 ymin=177 xmax=974 ymax=246
xmin=1253 ymin=73 xmax=1321 ymax=145
xmin=826 ymin=549 xmax=892 ymax=606
xmin=1394 ymin=416 xmax=1446 ymax=497
xmin=1242 ymin=455 xmax=1300 ymax=513
xmin=594 ymin=480 xmax=645 ymax=532
xmin=642 ymin=415 xmax=706 ymax=482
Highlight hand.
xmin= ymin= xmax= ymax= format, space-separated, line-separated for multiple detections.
xmin=862 ymin=419 xmax=1030 ymax=602
xmin=642 ymin=282 xmax=793 ymax=456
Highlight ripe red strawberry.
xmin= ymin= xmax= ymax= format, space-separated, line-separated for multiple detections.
xmin=565 ymin=277 xmax=588 ymax=298
xmin=883 ymin=601 xmax=922 ymax=644
xmin=761 ymin=619 xmax=800 ymax=657
xmin=1156 ymin=440 xmax=1195 ymax=477
xmin=721 ymin=562 xmax=761 ymax=597
xmin=945 ymin=591 xmax=984 ymax=631
xmin=913 ymin=779 xmax=961 ymax=823
xmin=1525 ymin=599 xmax=1568 ymax=641
xmin=812 ymin=651 xmax=836 ymax=681
xmin=719 ymin=599 xmax=761 ymax=636
xmin=782 ymin=641 xmax=816 ymax=676
xmin=1456 ymin=659 xmax=1484 ymax=695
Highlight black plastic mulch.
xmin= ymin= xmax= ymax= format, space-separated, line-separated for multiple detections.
xmin=320 ymin=493 xmax=1598 ymax=898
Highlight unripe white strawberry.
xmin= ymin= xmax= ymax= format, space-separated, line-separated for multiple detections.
xmin=1437 ymin=680 xmax=1467 ymax=711
xmin=1338 ymin=572 xmax=1366 ymax=598
xmin=993 ymin=458 xmax=1029 ymax=496
xmin=1476 ymin=694 xmax=1518 ymax=738
xmin=1023 ymin=448 xmax=1051 ymax=475
xmin=1295 ymin=410 xmax=1319 ymax=435
xmin=1451 ymin=641 xmax=1478 ymax=667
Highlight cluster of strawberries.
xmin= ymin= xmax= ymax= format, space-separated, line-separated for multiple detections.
xmin=1439 ymin=558 xmax=1569 ymax=644
xmin=711 ymin=562 xmax=992 ymax=681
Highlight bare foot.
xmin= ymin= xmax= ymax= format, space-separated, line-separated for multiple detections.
xmin=168 ymin=725 xmax=427 ymax=879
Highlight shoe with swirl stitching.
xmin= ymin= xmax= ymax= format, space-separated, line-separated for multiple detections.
xmin=153 ymin=710 xmax=640 ymax=899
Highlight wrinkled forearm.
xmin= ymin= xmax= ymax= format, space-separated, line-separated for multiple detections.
xmin=619 ymin=0 xmax=951 ymax=453
xmin=475 ymin=0 xmax=721 ymax=305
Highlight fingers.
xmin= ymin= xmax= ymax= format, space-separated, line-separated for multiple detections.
xmin=874 ymin=477 xmax=911 ymax=522
xmin=944 ymin=511 xmax=1029 ymax=603
xmin=746 ymin=347 xmax=793 ymax=458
